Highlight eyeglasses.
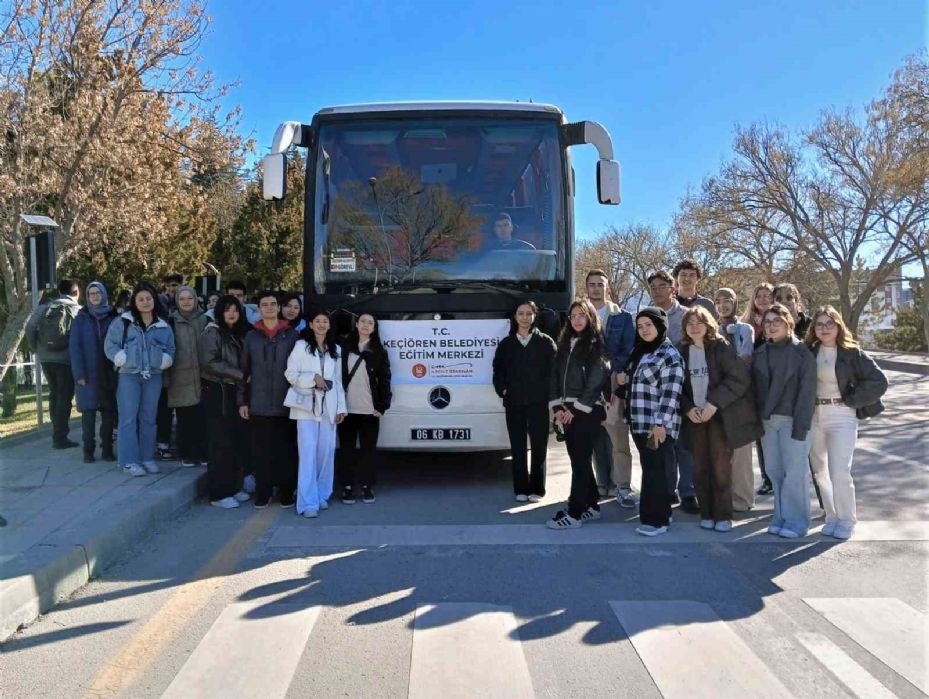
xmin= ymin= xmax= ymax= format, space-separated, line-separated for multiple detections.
xmin=815 ymin=320 xmax=838 ymax=330
xmin=763 ymin=318 xmax=786 ymax=326
xmin=568 ymin=314 xmax=587 ymax=321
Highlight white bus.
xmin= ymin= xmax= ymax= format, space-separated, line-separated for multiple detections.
xmin=262 ymin=102 xmax=620 ymax=450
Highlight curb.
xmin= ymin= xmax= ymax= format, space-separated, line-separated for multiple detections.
xmin=0 ymin=468 xmax=206 ymax=641
xmin=874 ymin=358 xmax=929 ymax=376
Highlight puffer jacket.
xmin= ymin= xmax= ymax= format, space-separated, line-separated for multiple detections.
xmin=548 ymin=338 xmax=609 ymax=414
xmin=237 ymin=321 xmax=299 ymax=417
xmin=166 ymin=309 xmax=209 ymax=407
xmin=104 ymin=312 xmax=175 ymax=376
xmin=199 ymin=322 xmax=245 ymax=384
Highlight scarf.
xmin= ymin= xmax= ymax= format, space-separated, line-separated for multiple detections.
xmin=625 ymin=306 xmax=669 ymax=376
xmin=85 ymin=281 xmax=112 ymax=319
xmin=174 ymin=285 xmax=203 ymax=321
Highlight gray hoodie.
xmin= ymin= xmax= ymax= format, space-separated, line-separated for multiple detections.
xmin=25 ymin=295 xmax=81 ymax=364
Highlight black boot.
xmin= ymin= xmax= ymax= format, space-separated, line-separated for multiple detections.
xmin=101 ymin=445 xmax=116 ymax=461
xmin=83 ymin=450 xmax=96 ymax=463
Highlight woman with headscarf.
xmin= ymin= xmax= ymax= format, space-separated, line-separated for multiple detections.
xmin=616 ymin=306 xmax=685 ymax=537
xmin=166 ymin=285 xmax=210 ymax=467
xmin=69 ymin=281 xmax=118 ymax=463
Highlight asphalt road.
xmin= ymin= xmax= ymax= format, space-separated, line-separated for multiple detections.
xmin=1 ymin=370 xmax=927 ymax=698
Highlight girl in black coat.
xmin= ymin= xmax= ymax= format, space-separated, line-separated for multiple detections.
xmin=338 ymin=313 xmax=391 ymax=504
xmin=493 ymin=301 xmax=557 ymax=502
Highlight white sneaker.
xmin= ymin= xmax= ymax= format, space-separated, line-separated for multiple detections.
xmin=121 ymin=463 xmax=146 ymax=477
xmin=767 ymin=525 xmax=782 ymax=535
xmin=527 ymin=494 xmax=543 ymax=503
xmin=211 ymin=497 xmax=240 ymax=509
xmin=821 ymin=521 xmax=837 ymax=537
xmin=515 ymin=494 xmax=529 ymax=503
xmin=779 ymin=528 xmax=801 ymax=539
xmin=243 ymin=474 xmax=256 ymax=494
xmin=141 ymin=461 xmax=160 ymax=474
xmin=320 ymin=500 xmax=329 ymax=510
xmin=546 ymin=510 xmax=582 ymax=530
xmin=833 ymin=522 xmax=855 ymax=540
xmin=180 ymin=460 xmax=198 ymax=468
xmin=580 ymin=507 xmax=602 ymax=522
xmin=233 ymin=491 xmax=250 ymax=502
xmin=700 ymin=519 xmax=715 ymax=530
xmin=714 ymin=520 xmax=732 ymax=532
xmin=303 ymin=509 xmax=319 ymax=518
xmin=635 ymin=525 xmax=669 ymax=537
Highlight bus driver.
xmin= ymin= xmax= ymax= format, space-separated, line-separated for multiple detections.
xmin=489 ymin=212 xmax=535 ymax=250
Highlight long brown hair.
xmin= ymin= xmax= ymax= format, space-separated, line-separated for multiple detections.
xmin=680 ymin=306 xmax=722 ymax=346
xmin=761 ymin=303 xmax=795 ymax=338
xmin=804 ymin=305 xmax=859 ymax=350
xmin=741 ymin=282 xmax=775 ymax=323
xmin=557 ymin=299 xmax=604 ymax=362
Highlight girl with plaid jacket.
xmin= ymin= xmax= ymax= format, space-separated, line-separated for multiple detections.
xmin=617 ymin=306 xmax=685 ymax=536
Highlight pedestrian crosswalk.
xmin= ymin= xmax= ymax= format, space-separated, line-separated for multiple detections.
xmin=157 ymin=596 xmax=926 ymax=698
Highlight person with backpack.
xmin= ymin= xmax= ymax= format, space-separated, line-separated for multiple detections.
xmin=104 ymin=283 xmax=175 ymax=477
xmin=166 ymin=285 xmax=210 ymax=467
xmin=69 ymin=282 xmax=118 ymax=462
xmin=26 ymin=278 xmax=82 ymax=449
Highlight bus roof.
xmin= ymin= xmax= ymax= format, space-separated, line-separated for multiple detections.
xmin=315 ymin=101 xmax=563 ymax=117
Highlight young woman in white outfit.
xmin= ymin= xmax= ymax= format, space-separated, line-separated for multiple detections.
xmin=804 ymin=306 xmax=887 ymax=540
xmin=285 ymin=310 xmax=346 ymax=518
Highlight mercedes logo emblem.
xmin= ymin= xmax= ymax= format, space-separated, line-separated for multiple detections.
xmin=428 ymin=386 xmax=451 ymax=410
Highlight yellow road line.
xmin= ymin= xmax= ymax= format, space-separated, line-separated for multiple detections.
xmin=83 ymin=508 xmax=278 ymax=698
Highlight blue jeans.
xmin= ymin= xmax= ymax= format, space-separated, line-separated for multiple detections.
xmin=592 ymin=426 xmax=615 ymax=490
xmin=117 ymin=373 xmax=163 ymax=466
xmin=761 ymin=415 xmax=813 ymax=535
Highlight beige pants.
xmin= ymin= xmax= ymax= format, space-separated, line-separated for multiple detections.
xmin=602 ymin=405 xmax=633 ymax=489
xmin=731 ymin=443 xmax=755 ymax=511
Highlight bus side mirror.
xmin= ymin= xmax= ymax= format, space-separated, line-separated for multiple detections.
xmin=597 ymin=160 xmax=621 ymax=205
xmin=262 ymin=153 xmax=287 ymax=201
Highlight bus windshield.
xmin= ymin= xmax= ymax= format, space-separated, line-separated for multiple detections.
xmin=312 ymin=117 xmax=566 ymax=294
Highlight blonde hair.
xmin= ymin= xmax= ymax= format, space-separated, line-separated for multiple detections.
xmin=741 ymin=282 xmax=775 ymax=323
xmin=680 ymin=306 xmax=721 ymax=346
xmin=761 ymin=303 xmax=795 ymax=336
xmin=804 ymin=305 xmax=859 ymax=350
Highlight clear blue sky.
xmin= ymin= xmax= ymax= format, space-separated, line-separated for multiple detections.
xmin=200 ymin=0 xmax=927 ymax=240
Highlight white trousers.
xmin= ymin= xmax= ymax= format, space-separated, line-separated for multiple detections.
xmin=809 ymin=404 xmax=859 ymax=525
xmin=296 ymin=419 xmax=337 ymax=514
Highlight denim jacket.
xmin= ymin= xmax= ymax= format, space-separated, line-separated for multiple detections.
xmin=104 ymin=312 xmax=175 ymax=377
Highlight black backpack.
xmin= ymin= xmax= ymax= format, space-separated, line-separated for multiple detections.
xmin=37 ymin=302 xmax=73 ymax=352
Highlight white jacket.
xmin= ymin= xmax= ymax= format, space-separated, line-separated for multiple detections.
xmin=284 ymin=340 xmax=346 ymax=422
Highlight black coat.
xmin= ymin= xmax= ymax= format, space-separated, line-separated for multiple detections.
xmin=341 ymin=341 xmax=392 ymax=414
xmin=237 ymin=324 xmax=299 ymax=417
xmin=679 ymin=338 xmax=762 ymax=449
xmin=548 ymin=337 xmax=609 ymax=414
xmin=492 ymin=328 xmax=557 ymax=408
xmin=811 ymin=345 xmax=888 ymax=419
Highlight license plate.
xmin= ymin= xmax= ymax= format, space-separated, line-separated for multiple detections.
xmin=411 ymin=428 xmax=471 ymax=441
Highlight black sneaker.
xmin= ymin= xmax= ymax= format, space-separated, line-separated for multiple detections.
xmin=254 ymin=495 xmax=271 ymax=509
xmin=101 ymin=449 xmax=117 ymax=462
xmin=680 ymin=496 xmax=700 ymax=514
xmin=757 ymin=479 xmax=774 ymax=495
xmin=156 ymin=447 xmax=174 ymax=461
xmin=53 ymin=439 xmax=79 ymax=449
xmin=279 ymin=490 xmax=295 ymax=508
xmin=361 ymin=486 xmax=376 ymax=504
xmin=83 ymin=452 xmax=95 ymax=463
xmin=341 ymin=486 xmax=356 ymax=504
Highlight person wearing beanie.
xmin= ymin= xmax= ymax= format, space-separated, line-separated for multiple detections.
xmin=69 ymin=281 xmax=118 ymax=462
xmin=616 ymin=306 xmax=685 ymax=536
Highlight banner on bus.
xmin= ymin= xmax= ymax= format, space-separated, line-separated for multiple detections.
xmin=380 ymin=319 xmax=509 ymax=385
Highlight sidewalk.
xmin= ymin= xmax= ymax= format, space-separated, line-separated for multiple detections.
xmin=868 ymin=349 xmax=929 ymax=376
xmin=0 ymin=430 xmax=205 ymax=640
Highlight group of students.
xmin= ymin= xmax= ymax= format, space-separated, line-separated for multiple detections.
xmin=29 ymin=262 xmax=888 ymax=539
xmin=28 ymin=276 xmax=391 ymax=519
xmin=493 ymin=263 xmax=888 ymax=539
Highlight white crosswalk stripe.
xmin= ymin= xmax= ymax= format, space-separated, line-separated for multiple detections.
xmin=408 ymin=603 xmax=535 ymax=699
xmin=609 ymin=600 xmax=793 ymax=698
xmin=804 ymin=597 xmax=929 ymax=694
xmin=161 ymin=601 xmax=320 ymax=699
xmin=795 ymin=632 xmax=897 ymax=699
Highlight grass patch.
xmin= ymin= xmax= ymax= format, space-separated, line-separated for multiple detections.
xmin=0 ymin=387 xmax=79 ymax=439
